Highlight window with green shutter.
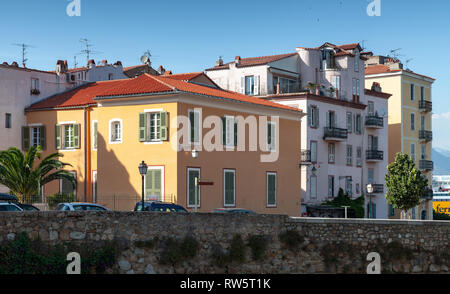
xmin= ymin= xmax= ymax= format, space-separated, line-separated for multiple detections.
xmin=224 ymin=170 xmax=235 ymax=206
xmin=22 ymin=126 xmax=30 ymax=150
xmin=93 ymin=121 xmax=98 ymax=150
xmin=140 ymin=111 xmax=169 ymax=142
xmin=267 ymin=172 xmax=277 ymax=207
xmin=189 ymin=110 xmax=200 ymax=144
xmin=145 ymin=169 xmax=163 ymax=201
xmin=187 ymin=168 xmax=200 ymax=208
xmin=267 ymin=122 xmax=276 ymax=151
xmin=56 ymin=124 xmax=81 ymax=150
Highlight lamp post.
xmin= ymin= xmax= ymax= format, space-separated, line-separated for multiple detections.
xmin=191 ymin=149 xmax=199 ymax=213
xmin=366 ymin=183 xmax=374 ymax=219
xmin=138 ymin=161 xmax=148 ymax=212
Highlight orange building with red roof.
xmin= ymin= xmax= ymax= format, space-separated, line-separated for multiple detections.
xmin=24 ymin=73 xmax=305 ymax=215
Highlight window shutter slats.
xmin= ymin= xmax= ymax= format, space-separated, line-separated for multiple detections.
xmin=73 ymin=124 xmax=81 ymax=149
xmin=39 ymin=126 xmax=46 ymax=150
xmin=160 ymin=111 xmax=168 ymax=141
xmin=241 ymin=77 xmax=245 ymax=94
xmin=22 ymin=127 xmax=30 ymax=151
xmin=139 ymin=113 xmax=147 ymax=142
xmin=222 ymin=117 xmax=226 ymax=145
xmin=93 ymin=122 xmax=98 ymax=149
xmin=254 ymin=76 xmax=260 ymax=95
xmin=234 ymin=121 xmax=238 ymax=147
xmin=55 ymin=125 xmax=62 ymax=149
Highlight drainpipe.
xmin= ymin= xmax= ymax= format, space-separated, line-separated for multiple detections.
xmin=84 ymin=106 xmax=92 ymax=202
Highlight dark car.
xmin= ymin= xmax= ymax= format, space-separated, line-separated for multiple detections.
xmin=134 ymin=201 xmax=188 ymax=213
xmin=0 ymin=193 xmax=19 ymax=202
xmin=15 ymin=203 xmax=40 ymax=211
xmin=213 ymin=208 xmax=257 ymax=214
xmin=0 ymin=193 xmax=40 ymax=211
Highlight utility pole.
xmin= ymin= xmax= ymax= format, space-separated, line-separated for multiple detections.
xmin=78 ymin=38 xmax=101 ymax=66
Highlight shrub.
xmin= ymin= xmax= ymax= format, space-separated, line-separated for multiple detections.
xmin=47 ymin=193 xmax=76 ymax=210
xmin=159 ymin=236 xmax=199 ymax=265
xmin=247 ymin=235 xmax=267 ymax=261
xmin=228 ymin=234 xmax=246 ymax=263
xmin=279 ymin=230 xmax=304 ymax=250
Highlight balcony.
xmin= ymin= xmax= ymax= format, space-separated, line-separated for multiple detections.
xmin=365 ymin=116 xmax=384 ymax=129
xmin=372 ymin=184 xmax=384 ymax=194
xmin=419 ymin=100 xmax=432 ymax=113
xmin=323 ymin=127 xmax=348 ymax=141
xmin=419 ymin=160 xmax=434 ymax=171
xmin=366 ymin=150 xmax=384 ymax=162
xmin=300 ymin=150 xmax=311 ymax=165
xmin=422 ymin=187 xmax=433 ymax=200
xmin=419 ymin=130 xmax=433 ymax=142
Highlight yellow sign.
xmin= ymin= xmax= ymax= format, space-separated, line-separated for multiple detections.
xmin=433 ymin=201 xmax=450 ymax=215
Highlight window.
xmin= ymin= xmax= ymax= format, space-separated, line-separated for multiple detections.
xmin=22 ymin=126 xmax=46 ymax=150
xmin=355 ymin=114 xmax=362 ymax=134
xmin=328 ymin=176 xmax=335 ymax=197
xmin=346 ymin=145 xmax=353 ymax=166
xmin=267 ymin=172 xmax=277 ymax=207
xmin=310 ymin=175 xmax=317 ymax=199
xmin=92 ymin=171 xmax=97 ymax=203
xmin=368 ymin=168 xmax=374 ymax=184
xmin=273 ymin=76 xmax=296 ymax=94
xmin=222 ymin=116 xmax=237 ymax=147
xmin=332 ymin=76 xmax=341 ymax=98
xmin=368 ymin=101 xmax=375 ymax=116
xmin=245 ymin=76 xmax=255 ymax=95
xmin=352 ymin=79 xmax=360 ymax=100
xmin=356 ymin=183 xmax=360 ymax=195
xmin=139 ymin=111 xmax=168 ymax=142
xmin=187 ymin=168 xmax=200 ymax=208
xmin=109 ymin=119 xmax=122 ymax=143
xmin=31 ymin=127 xmax=41 ymax=147
xmin=328 ymin=143 xmax=335 ymax=163
xmin=308 ymin=105 xmax=319 ymax=128
xmin=345 ymin=177 xmax=353 ymax=196
xmin=410 ymin=84 xmax=415 ymax=100
xmin=354 ymin=55 xmax=359 ymax=72
xmin=320 ymin=49 xmax=335 ymax=70
xmin=189 ymin=110 xmax=201 ymax=144
xmin=346 ymin=112 xmax=352 ymax=133
xmin=310 ymin=141 xmax=317 ymax=163
xmin=421 ymin=144 xmax=426 ymax=160
xmin=368 ymin=135 xmax=379 ymax=151
xmin=92 ymin=121 xmax=98 ymax=150
xmin=356 ymin=147 xmax=362 ymax=167
xmin=389 ymin=204 xmax=395 ymax=217
xmin=326 ymin=111 xmax=336 ymax=128
xmin=31 ymin=78 xmax=40 ymax=90
xmin=60 ymin=171 xmax=76 ymax=196
xmin=224 ymin=170 xmax=236 ymax=207
xmin=5 ymin=113 xmax=11 ymax=129
xmin=421 ymin=86 xmax=425 ymax=101
xmin=420 ymin=115 xmax=425 ymax=131
xmin=410 ymin=113 xmax=415 ymax=131
xmin=146 ymin=167 xmax=164 ymax=201
xmin=267 ymin=122 xmax=277 ymax=151
xmin=411 ymin=143 xmax=416 ymax=162
xmin=55 ymin=124 xmax=80 ymax=150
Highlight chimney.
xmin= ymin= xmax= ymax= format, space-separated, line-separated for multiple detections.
xmin=56 ymin=60 xmax=68 ymax=73
xmin=163 ymin=70 xmax=172 ymax=76
xmin=216 ymin=57 xmax=224 ymax=67
xmin=114 ymin=61 xmax=122 ymax=67
xmin=11 ymin=62 xmax=19 ymax=67
xmin=88 ymin=59 xmax=96 ymax=68
xmin=101 ymin=60 xmax=108 ymax=66
xmin=157 ymin=65 xmax=166 ymax=75
xmin=2 ymin=62 xmax=8 ymax=66
xmin=234 ymin=56 xmax=241 ymax=65
xmin=371 ymin=82 xmax=382 ymax=93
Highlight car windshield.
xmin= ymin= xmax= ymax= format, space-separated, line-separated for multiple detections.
xmin=21 ymin=205 xmax=39 ymax=211
xmin=0 ymin=205 xmax=21 ymax=212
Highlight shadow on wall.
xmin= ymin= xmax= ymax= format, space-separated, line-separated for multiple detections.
xmin=95 ymin=133 xmax=139 ymax=211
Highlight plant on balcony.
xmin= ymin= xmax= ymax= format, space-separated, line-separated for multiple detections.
xmin=30 ymin=89 xmax=40 ymax=95
xmin=328 ymin=86 xmax=336 ymax=97
xmin=321 ymin=188 xmax=364 ymax=218
xmin=385 ymin=153 xmax=428 ymax=219
xmin=305 ymin=82 xmax=319 ymax=94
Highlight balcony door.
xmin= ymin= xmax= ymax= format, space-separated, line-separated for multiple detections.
xmin=421 ymin=115 xmax=425 ymax=131
xmin=368 ymin=135 xmax=378 ymax=151
xmin=326 ymin=111 xmax=337 ymax=128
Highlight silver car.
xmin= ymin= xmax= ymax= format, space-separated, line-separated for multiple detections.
xmin=55 ymin=203 xmax=110 ymax=211
xmin=0 ymin=202 xmax=23 ymax=212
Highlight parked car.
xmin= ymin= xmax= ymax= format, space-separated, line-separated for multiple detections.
xmin=0 ymin=193 xmax=19 ymax=202
xmin=15 ymin=203 xmax=40 ymax=211
xmin=134 ymin=201 xmax=188 ymax=213
xmin=55 ymin=203 xmax=110 ymax=211
xmin=213 ymin=208 xmax=257 ymax=214
xmin=0 ymin=202 xmax=23 ymax=212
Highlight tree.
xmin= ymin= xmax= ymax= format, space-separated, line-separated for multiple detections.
xmin=0 ymin=146 xmax=76 ymax=203
xmin=385 ymin=153 xmax=428 ymax=219
xmin=322 ymin=188 xmax=365 ymax=218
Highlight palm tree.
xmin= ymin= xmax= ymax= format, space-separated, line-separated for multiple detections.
xmin=0 ymin=146 xmax=76 ymax=203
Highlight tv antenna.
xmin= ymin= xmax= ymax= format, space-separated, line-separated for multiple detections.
xmin=73 ymin=56 xmax=78 ymax=68
xmin=389 ymin=48 xmax=402 ymax=60
xmin=12 ymin=43 xmax=35 ymax=67
xmin=405 ymin=58 xmax=413 ymax=69
xmin=78 ymin=38 xmax=102 ymax=65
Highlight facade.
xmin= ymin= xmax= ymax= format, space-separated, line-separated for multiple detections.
xmin=365 ymin=55 xmax=435 ymax=220
xmin=24 ymin=73 xmax=305 ymax=216
xmin=205 ymin=42 xmax=391 ymax=219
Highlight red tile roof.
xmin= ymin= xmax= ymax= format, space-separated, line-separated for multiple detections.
xmin=163 ymin=72 xmax=203 ymax=81
xmin=365 ymin=65 xmax=435 ymax=80
xmin=206 ymin=53 xmax=297 ymax=71
xmin=27 ymin=74 xmax=302 ymax=114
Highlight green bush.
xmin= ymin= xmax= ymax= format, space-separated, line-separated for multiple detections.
xmin=279 ymin=230 xmax=304 ymax=250
xmin=47 ymin=193 xmax=76 ymax=210
xmin=229 ymin=234 xmax=246 ymax=263
xmin=159 ymin=236 xmax=199 ymax=265
xmin=247 ymin=235 xmax=267 ymax=261
xmin=322 ymin=188 xmax=365 ymax=218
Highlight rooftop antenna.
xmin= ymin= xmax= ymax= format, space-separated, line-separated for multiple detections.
xmin=73 ymin=56 xmax=78 ymax=68
xmin=78 ymin=38 xmax=102 ymax=65
xmin=405 ymin=58 xmax=413 ymax=70
xmin=389 ymin=48 xmax=402 ymax=60
xmin=12 ymin=43 xmax=35 ymax=67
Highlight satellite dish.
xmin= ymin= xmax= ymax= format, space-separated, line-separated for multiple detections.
xmin=140 ymin=55 xmax=150 ymax=64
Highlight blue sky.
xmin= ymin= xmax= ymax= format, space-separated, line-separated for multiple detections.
xmin=0 ymin=0 xmax=449 ymax=148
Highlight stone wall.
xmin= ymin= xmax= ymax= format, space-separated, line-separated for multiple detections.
xmin=0 ymin=212 xmax=449 ymax=274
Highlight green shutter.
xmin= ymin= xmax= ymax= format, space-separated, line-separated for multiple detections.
xmin=93 ymin=122 xmax=98 ymax=149
xmin=55 ymin=125 xmax=62 ymax=149
xmin=225 ymin=171 xmax=235 ymax=205
xmin=267 ymin=123 xmax=272 ymax=149
xmin=234 ymin=121 xmax=238 ymax=147
xmin=22 ymin=127 xmax=30 ymax=151
xmin=39 ymin=126 xmax=46 ymax=150
xmin=189 ymin=111 xmax=195 ymax=143
xmin=139 ymin=113 xmax=147 ymax=142
xmin=160 ymin=111 xmax=168 ymax=141
xmin=146 ymin=169 xmax=163 ymax=201
xmin=222 ymin=117 xmax=226 ymax=145
xmin=268 ymin=174 xmax=276 ymax=206
xmin=73 ymin=124 xmax=80 ymax=149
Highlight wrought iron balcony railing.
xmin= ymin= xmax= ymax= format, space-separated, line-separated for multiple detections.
xmin=419 ymin=100 xmax=432 ymax=112
xmin=323 ymin=127 xmax=348 ymax=140
xmin=419 ymin=160 xmax=434 ymax=171
xmin=366 ymin=150 xmax=384 ymax=161
xmin=419 ymin=130 xmax=433 ymax=142
xmin=365 ymin=116 xmax=384 ymax=128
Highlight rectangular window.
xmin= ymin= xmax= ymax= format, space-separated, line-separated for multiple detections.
xmin=346 ymin=145 xmax=353 ymax=166
xmin=146 ymin=167 xmax=163 ymax=202
xmin=411 ymin=143 xmax=416 ymax=162
xmin=31 ymin=127 xmax=41 ymax=147
xmin=421 ymin=144 xmax=426 ymax=160
xmin=308 ymin=105 xmax=319 ymax=128
xmin=31 ymin=78 xmax=40 ymax=90
xmin=332 ymin=76 xmax=340 ymax=98
xmin=410 ymin=113 xmax=415 ymax=131
xmin=368 ymin=168 xmax=374 ymax=184
xmin=354 ymin=55 xmax=359 ymax=72
xmin=355 ymin=114 xmax=362 ymax=134
xmin=368 ymin=135 xmax=379 ymax=150
xmin=189 ymin=110 xmax=201 ymax=144
xmin=149 ymin=113 xmax=161 ymax=141
xmin=368 ymin=101 xmax=375 ymax=116
xmin=187 ymin=168 xmax=200 ymax=208
xmin=346 ymin=112 xmax=352 ymax=133
xmin=356 ymin=183 xmax=360 ymax=195
xmin=310 ymin=175 xmax=317 ymax=199
xmin=411 ymin=84 xmax=415 ymax=100
xmin=356 ymin=147 xmax=362 ymax=167
xmin=56 ymin=124 xmax=80 ymax=150
xmin=345 ymin=177 xmax=353 ymax=196
xmin=421 ymin=86 xmax=424 ymax=101
xmin=421 ymin=115 xmax=425 ymax=130
xmin=222 ymin=116 xmax=237 ymax=147
xmin=5 ymin=113 xmax=11 ymax=129
xmin=110 ymin=120 xmax=122 ymax=143
xmin=326 ymin=111 xmax=336 ymax=128
xmin=224 ymin=170 xmax=236 ymax=207
xmin=139 ymin=111 xmax=168 ymax=142
xmin=92 ymin=121 xmax=98 ymax=150
xmin=328 ymin=176 xmax=335 ymax=197
xmin=310 ymin=141 xmax=317 ymax=163
xmin=92 ymin=171 xmax=97 ymax=203
xmin=267 ymin=121 xmax=276 ymax=151
xmin=65 ymin=125 xmax=74 ymax=148
xmin=267 ymin=172 xmax=277 ymax=207
xmin=328 ymin=143 xmax=335 ymax=163
xmin=61 ymin=171 xmax=76 ymax=197
xmin=245 ymin=76 xmax=255 ymax=95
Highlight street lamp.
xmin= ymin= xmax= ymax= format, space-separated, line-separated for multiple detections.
xmin=191 ymin=149 xmax=199 ymax=212
xmin=366 ymin=183 xmax=374 ymax=219
xmin=138 ymin=161 xmax=148 ymax=212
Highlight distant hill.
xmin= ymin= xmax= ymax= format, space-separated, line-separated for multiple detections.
xmin=432 ymin=148 xmax=450 ymax=175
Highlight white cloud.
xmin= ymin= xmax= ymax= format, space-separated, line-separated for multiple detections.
xmin=433 ymin=112 xmax=450 ymax=119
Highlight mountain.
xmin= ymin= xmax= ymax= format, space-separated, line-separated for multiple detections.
xmin=432 ymin=148 xmax=450 ymax=175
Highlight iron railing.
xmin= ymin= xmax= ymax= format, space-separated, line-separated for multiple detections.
xmin=419 ymin=100 xmax=432 ymax=112
xmin=365 ymin=116 xmax=384 ymax=128
xmin=323 ymin=127 xmax=348 ymax=140
xmin=366 ymin=150 xmax=384 ymax=161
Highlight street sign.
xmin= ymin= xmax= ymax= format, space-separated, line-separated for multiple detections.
xmin=198 ymin=179 xmax=214 ymax=186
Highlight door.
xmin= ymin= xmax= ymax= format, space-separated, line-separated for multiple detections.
xmin=146 ymin=168 xmax=163 ymax=201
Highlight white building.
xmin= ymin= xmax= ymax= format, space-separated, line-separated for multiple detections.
xmin=0 ymin=59 xmax=127 ymax=192
xmin=205 ymin=42 xmax=391 ymax=218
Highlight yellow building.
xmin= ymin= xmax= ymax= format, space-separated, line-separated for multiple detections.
xmin=24 ymin=73 xmax=305 ymax=215
xmin=365 ymin=55 xmax=435 ymax=220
